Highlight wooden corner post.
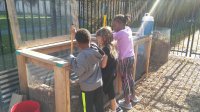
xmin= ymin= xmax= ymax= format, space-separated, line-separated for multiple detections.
xmin=6 ymin=0 xmax=22 ymax=49
xmin=54 ymin=65 xmax=70 ymax=112
xmin=133 ymin=45 xmax=138 ymax=80
xmin=16 ymin=51 xmax=29 ymax=95
xmin=145 ymin=37 xmax=152 ymax=77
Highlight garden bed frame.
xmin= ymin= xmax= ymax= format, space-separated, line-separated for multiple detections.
xmin=6 ymin=0 xmax=152 ymax=112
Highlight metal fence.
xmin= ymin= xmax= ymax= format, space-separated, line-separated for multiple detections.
xmin=78 ymin=0 xmax=150 ymax=33
xmin=0 ymin=0 xmax=150 ymax=71
xmin=15 ymin=0 xmax=73 ymax=41
xmin=0 ymin=0 xmax=75 ymax=71
xmin=0 ymin=1 xmax=16 ymax=71
xmin=170 ymin=5 xmax=200 ymax=58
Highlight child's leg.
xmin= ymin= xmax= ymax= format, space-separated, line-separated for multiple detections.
xmin=94 ymin=87 xmax=104 ymax=112
xmin=107 ymin=82 xmax=118 ymax=111
xmin=81 ymin=91 xmax=94 ymax=112
xmin=119 ymin=58 xmax=131 ymax=104
xmin=121 ymin=74 xmax=131 ymax=103
xmin=126 ymin=57 xmax=138 ymax=101
xmin=110 ymin=98 xmax=118 ymax=111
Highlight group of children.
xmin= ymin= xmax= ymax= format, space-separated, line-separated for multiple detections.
xmin=70 ymin=14 xmax=139 ymax=112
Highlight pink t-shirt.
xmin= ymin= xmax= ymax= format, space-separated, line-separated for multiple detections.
xmin=113 ymin=26 xmax=134 ymax=60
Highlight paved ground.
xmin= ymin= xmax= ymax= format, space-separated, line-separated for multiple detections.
xmin=126 ymin=55 xmax=200 ymax=112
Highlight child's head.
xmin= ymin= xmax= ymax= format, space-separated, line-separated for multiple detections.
xmin=75 ymin=28 xmax=91 ymax=49
xmin=96 ymin=26 xmax=113 ymax=46
xmin=96 ymin=26 xmax=118 ymax=59
xmin=112 ymin=14 xmax=130 ymax=32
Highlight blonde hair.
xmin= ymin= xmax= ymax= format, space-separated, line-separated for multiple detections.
xmin=96 ymin=26 xmax=118 ymax=59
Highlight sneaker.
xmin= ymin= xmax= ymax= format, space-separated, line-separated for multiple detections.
xmin=116 ymin=106 xmax=123 ymax=112
xmin=118 ymin=99 xmax=132 ymax=110
xmin=131 ymin=97 xmax=140 ymax=103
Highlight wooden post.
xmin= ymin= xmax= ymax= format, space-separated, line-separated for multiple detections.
xmin=54 ymin=66 xmax=70 ymax=112
xmin=70 ymin=25 xmax=75 ymax=54
xmin=145 ymin=37 xmax=152 ymax=77
xmin=16 ymin=54 xmax=28 ymax=95
xmin=133 ymin=45 xmax=138 ymax=80
xmin=6 ymin=0 xmax=22 ymax=49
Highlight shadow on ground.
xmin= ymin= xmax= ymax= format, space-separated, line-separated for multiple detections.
xmin=128 ymin=55 xmax=200 ymax=112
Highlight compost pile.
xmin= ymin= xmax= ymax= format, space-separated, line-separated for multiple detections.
xmin=29 ymin=82 xmax=81 ymax=112
xmin=29 ymin=84 xmax=55 ymax=112
xmin=27 ymin=63 xmax=81 ymax=112
xmin=150 ymin=31 xmax=170 ymax=65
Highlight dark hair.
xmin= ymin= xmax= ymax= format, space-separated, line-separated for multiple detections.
xmin=113 ymin=14 xmax=130 ymax=25
xmin=75 ymin=28 xmax=91 ymax=43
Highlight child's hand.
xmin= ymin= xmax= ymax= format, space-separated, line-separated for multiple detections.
xmin=70 ymin=54 xmax=75 ymax=58
xmin=67 ymin=54 xmax=76 ymax=65
xmin=111 ymin=40 xmax=117 ymax=46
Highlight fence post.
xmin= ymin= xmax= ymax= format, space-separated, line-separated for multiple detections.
xmin=54 ymin=66 xmax=70 ymax=112
xmin=189 ymin=21 xmax=196 ymax=57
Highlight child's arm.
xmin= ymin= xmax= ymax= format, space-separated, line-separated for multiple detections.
xmin=101 ymin=54 xmax=108 ymax=68
xmin=101 ymin=46 xmax=111 ymax=68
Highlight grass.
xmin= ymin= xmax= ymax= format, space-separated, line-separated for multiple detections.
xmin=0 ymin=15 xmax=52 ymax=30
xmin=0 ymin=34 xmax=15 ymax=54
xmin=0 ymin=12 xmax=71 ymax=41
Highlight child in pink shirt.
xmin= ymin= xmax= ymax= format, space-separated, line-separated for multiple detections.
xmin=112 ymin=14 xmax=139 ymax=110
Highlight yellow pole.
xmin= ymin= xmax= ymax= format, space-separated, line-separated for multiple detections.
xmin=103 ymin=15 xmax=107 ymax=27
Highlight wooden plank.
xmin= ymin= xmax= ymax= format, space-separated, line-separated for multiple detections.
xmin=54 ymin=66 xmax=70 ymax=112
xmin=20 ymin=35 xmax=70 ymax=49
xmin=133 ymin=37 xmax=150 ymax=46
xmin=26 ymin=40 xmax=78 ymax=54
xmin=26 ymin=58 xmax=53 ymax=70
xmin=16 ymin=55 xmax=28 ymax=95
xmin=6 ymin=0 xmax=22 ymax=49
xmin=8 ymin=93 xmax=23 ymax=112
xmin=18 ymin=50 xmax=69 ymax=67
xmin=133 ymin=45 xmax=138 ymax=80
xmin=36 ymin=43 xmax=70 ymax=54
xmin=20 ymin=36 xmax=94 ymax=54
xmin=145 ymin=37 xmax=152 ymax=77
